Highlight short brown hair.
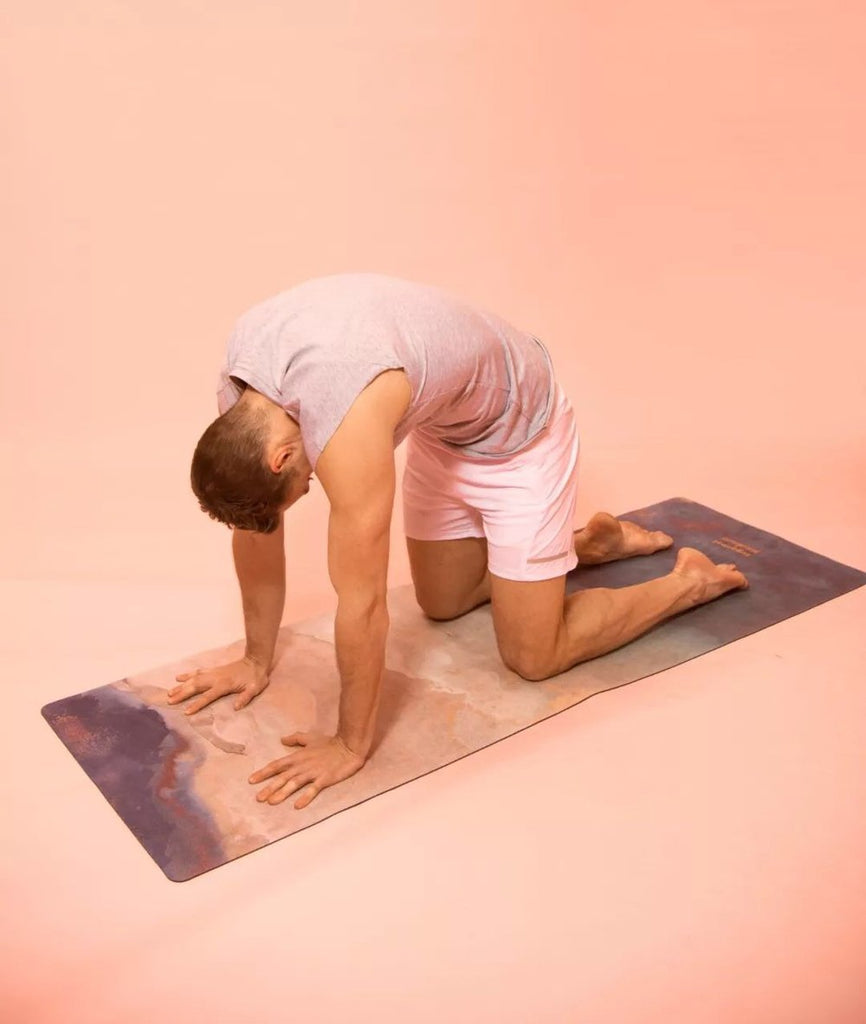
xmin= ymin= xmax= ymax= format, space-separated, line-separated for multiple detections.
xmin=190 ymin=400 xmax=294 ymax=533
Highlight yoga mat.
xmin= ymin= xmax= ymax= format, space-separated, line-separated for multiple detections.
xmin=42 ymin=498 xmax=865 ymax=881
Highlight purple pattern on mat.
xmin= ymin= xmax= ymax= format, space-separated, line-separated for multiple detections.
xmin=43 ymin=686 xmax=225 ymax=880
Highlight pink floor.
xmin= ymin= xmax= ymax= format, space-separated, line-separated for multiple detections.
xmin=3 ymin=3 xmax=865 ymax=1022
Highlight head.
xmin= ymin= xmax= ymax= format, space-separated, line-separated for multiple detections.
xmin=191 ymin=389 xmax=312 ymax=533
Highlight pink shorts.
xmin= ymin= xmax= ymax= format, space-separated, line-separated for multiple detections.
xmin=402 ymin=383 xmax=580 ymax=582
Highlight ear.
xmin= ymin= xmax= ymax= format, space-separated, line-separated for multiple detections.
xmin=268 ymin=442 xmax=296 ymax=475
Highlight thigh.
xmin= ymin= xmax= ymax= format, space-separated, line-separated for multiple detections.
xmin=406 ymin=536 xmax=489 ymax=619
xmin=480 ymin=385 xmax=580 ymax=582
xmin=402 ymin=431 xmax=484 ymax=543
xmin=489 ymin=572 xmax=567 ymax=680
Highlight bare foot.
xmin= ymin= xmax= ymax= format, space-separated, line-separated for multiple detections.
xmin=672 ymin=547 xmax=749 ymax=604
xmin=575 ymin=511 xmax=674 ymax=565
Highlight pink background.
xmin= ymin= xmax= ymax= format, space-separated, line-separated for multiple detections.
xmin=2 ymin=2 xmax=864 ymax=1021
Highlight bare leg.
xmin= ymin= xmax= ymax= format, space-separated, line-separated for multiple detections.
xmin=406 ymin=536 xmax=490 ymax=620
xmin=490 ymin=548 xmax=749 ymax=681
xmin=408 ymin=512 xmax=675 ymax=622
xmin=407 ymin=529 xmax=749 ymax=680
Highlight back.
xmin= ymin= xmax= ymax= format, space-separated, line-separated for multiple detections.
xmin=218 ymin=273 xmax=555 ymax=468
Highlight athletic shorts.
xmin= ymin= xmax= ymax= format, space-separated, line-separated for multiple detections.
xmin=402 ymin=381 xmax=580 ymax=582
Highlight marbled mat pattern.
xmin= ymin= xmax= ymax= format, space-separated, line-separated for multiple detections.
xmin=42 ymin=498 xmax=866 ymax=881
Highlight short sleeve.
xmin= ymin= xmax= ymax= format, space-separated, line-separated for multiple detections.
xmin=216 ymin=367 xmax=243 ymax=415
xmin=297 ymin=359 xmax=402 ymax=468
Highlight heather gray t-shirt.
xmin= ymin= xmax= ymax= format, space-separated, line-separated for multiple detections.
xmin=217 ymin=272 xmax=555 ymax=469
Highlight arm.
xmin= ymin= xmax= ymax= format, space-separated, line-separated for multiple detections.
xmin=328 ymin=448 xmax=393 ymax=759
xmin=247 ymin=370 xmax=409 ymax=807
xmin=232 ymin=513 xmax=286 ymax=672
xmin=168 ymin=514 xmax=286 ymax=713
xmin=320 ymin=375 xmax=404 ymax=758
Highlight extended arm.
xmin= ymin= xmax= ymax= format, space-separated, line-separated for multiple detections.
xmin=248 ymin=369 xmax=409 ymax=808
xmin=168 ymin=515 xmax=286 ymax=713
xmin=328 ymin=447 xmax=393 ymax=760
xmin=232 ymin=514 xmax=286 ymax=672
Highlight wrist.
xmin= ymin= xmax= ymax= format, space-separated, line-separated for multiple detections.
xmin=243 ymin=651 xmax=271 ymax=674
xmin=336 ymin=734 xmax=369 ymax=762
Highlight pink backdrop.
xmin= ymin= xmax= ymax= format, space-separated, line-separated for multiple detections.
xmin=3 ymin=2 xmax=864 ymax=1022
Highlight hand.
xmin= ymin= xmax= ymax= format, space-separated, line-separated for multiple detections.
xmin=167 ymin=656 xmax=269 ymax=715
xmin=248 ymin=732 xmax=366 ymax=809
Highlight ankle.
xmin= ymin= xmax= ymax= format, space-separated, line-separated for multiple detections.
xmin=669 ymin=568 xmax=705 ymax=608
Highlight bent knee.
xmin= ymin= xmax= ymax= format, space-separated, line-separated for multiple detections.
xmin=499 ymin=646 xmax=559 ymax=682
xmin=420 ymin=603 xmax=463 ymax=622
xmin=414 ymin=588 xmax=465 ymax=622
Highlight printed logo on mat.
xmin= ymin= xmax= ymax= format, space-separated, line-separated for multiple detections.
xmin=712 ymin=537 xmax=760 ymax=557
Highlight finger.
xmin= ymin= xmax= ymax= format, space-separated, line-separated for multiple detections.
xmin=253 ymin=778 xmax=288 ymax=802
xmin=281 ymin=732 xmax=309 ymax=747
xmin=183 ymin=687 xmax=232 ymax=716
xmin=257 ymin=772 xmax=307 ymax=805
xmin=270 ymin=773 xmax=316 ymax=806
xmin=170 ymin=667 xmax=203 ymax=692
xmin=294 ymin=783 xmax=320 ymax=810
xmin=255 ymin=777 xmax=291 ymax=803
xmin=248 ymin=756 xmax=296 ymax=785
xmin=166 ymin=677 xmax=209 ymax=704
xmin=234 ymin=685 xmax=263 ymax=711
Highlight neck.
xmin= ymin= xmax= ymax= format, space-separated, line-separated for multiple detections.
xmin=242 ymin=388 xmax=301 ymax=443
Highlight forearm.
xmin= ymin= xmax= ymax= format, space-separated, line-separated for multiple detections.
xmin=232 ymin=519 xmax=286 ymax=672
xmin=334 ymin=599 xmax=389 ymax=759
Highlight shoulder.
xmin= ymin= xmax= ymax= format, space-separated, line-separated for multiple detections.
xmin=338 ymin=368 xmax=411 ymax=436
xmin=315 ymin=369 xmax=410 ymax=496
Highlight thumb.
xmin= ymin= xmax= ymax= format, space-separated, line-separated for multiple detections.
xmin=281 ymin=732 xmax=308 ymax=747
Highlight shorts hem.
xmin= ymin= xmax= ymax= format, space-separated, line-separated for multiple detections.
xmin=403 ymin=528 xmax=487 ymax=543
xmin=488 ymin=551 xmax=578 ymax=583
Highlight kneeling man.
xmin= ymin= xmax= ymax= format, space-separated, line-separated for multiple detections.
xmin=169 ymin=272 xmax=747 ymax=808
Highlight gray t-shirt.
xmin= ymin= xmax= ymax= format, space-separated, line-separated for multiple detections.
xmin=217 ymin=272 xmax=555 ymax=469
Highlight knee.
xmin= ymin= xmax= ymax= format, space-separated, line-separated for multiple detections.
xmin=499 ymin=645 xmax=558 ymax=682
xmin=414 ymin=589 xmax=462 ymax=622
xmin=414 ymin=579 xmax=490 ymax=622
xmin=421 ymin=605 xmax=462 ymax=623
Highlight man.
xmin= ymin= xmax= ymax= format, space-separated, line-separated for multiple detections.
xmin=168 ymin=272 xmax=747 ymax=809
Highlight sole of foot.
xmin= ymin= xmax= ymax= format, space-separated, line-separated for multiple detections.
xmin=672 ymin=547 xmax=749 ymax=603
xmin=581 ymin=511 xmax=674 ymax=562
